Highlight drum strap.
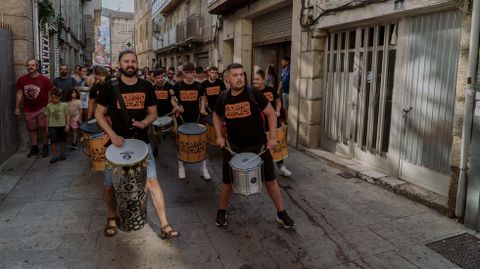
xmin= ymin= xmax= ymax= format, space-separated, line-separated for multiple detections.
xmin=111 ymin=78 xmax=132 ymax=127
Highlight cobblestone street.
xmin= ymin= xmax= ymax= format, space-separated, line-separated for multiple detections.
xmin=0 ymin=136 xmax=468 ymax=269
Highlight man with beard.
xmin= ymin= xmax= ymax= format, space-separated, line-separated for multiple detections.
xmin=212 ymin=63 xmax=295 ymax=228
xmin=95 ymin=50 xmax=179 ymax=239
xmin=53 ymin=64 xmax=76 ymax=101
xmin=165 ymin=67 xmax=175 ymax=87
xmin=171 ymin=63 xmax=211 ymax=180
xmin=15 ymin=59 xmax=53 ymax=158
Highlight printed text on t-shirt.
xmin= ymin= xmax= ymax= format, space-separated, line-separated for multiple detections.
xmin=155 ymin=90 xmax=168 ymax=100
xmin=180 ymin=90 xmax=198 ymax=102
xmin=225 ymin=101 xmax=252 ymax=119
xmin=263 ymin=92 xmax=274 ymax=102
xmin=116 ymin=93 xmax=146 ymax=110
xmin=206 ymin=86 xmax=220 ymax=96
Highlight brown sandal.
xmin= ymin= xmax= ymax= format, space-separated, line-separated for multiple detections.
xmin=104 ymin=217 xmax=118 ymax=237
xmin=160 ymin=224 xmax=179 ymax=239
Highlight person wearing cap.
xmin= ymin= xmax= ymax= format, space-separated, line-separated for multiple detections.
xmin=171 ymin=63 xmax=211 ymax=180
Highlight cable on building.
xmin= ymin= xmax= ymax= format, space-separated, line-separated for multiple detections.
xmin=300 ymin=0 xmax=390 ymax=29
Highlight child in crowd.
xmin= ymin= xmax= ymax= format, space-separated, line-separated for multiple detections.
xmin=66 ymin=87 xmax=81 ymax=150
xmin=45 ymin=88 xmax=70 ymax=163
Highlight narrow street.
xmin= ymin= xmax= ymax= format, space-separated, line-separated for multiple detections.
xmin=0 ymin=135 xmax=467 ymax=269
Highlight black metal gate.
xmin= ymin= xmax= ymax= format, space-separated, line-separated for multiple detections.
xmin=0 ymin=22 xmax=19 ymax=164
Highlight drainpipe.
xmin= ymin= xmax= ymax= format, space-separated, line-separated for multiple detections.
xmin=33 ymin=0 xmax=40 ymax=61
xmin=456 ymin=0 xmax=480 ymax=218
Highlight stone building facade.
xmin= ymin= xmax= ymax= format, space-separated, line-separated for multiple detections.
xmin=208 ymin=0 xmax=293 ymax=82
xmin=151 ymin=0 xmax=215 ymax=69
xmin=289 ymin=0 xmax=475 ymax=215
xmin=102 ymin=8 xmax=134 ymax=67
xmin=135 ymin=0 xmax=155 ymax=69
xmin=0 ymin=0 xmax=99 ymax=159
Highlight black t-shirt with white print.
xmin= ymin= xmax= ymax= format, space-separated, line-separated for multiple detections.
xmin=200 ymin=79 xmax=226 ymax=113
xmin=174 ymin=80 xmax=201 ymax=123
xmin=215 ymin=88 xmax=269 ymax=148
xmin=154 ymin=85 xmax=173 ymax=117
xmin=96 ymin=78 xmax=156 ymax=143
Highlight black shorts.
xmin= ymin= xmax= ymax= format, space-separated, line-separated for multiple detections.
xmin=222 ymin=143 xmax=276 ymax=184
xmin=48 ymin=126 xmax=67 ymax=143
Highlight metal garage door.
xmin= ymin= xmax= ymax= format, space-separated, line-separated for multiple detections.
xmin=252 ymin=5 xmax=292 ymax=45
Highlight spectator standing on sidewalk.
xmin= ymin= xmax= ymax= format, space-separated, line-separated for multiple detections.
xmin=53 ymin=64 xmax=76 ymax=101
xmin=77 ymin=66 xmax=92 ymax=121
xmin=45 ymin=88 xmax=70 ymax=163
xmin=278 ymin=56 xmax=290 ymax=120
xmin=65 ymin=87 xmax=81 ymax=150
xmin=71 ymin=65 xmax=81 ymax=84
xmin=265 ymin=64 xmax=277 ymax=90
xmin=15 ymin=59 xmax=53 ymax=158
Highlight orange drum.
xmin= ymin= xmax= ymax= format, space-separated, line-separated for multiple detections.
xmin=80 ymin=120 xmax=104 ymax=157
xmin=88 ymin=133 xmax=110 ymax=171
xmin=81 ymin=131 xmax=91 ymax=156
xmin=177 ymin=123 xmax=207 ymax=163
xmin=267 ymin=123 xmax=288 ymax=162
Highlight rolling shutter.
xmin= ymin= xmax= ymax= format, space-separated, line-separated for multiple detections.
xmin=252 ymin=5 xmax=292 ymax=45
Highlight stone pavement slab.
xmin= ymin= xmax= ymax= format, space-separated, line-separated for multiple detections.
xmin=0 ymin=135 xmax=467 ymax=269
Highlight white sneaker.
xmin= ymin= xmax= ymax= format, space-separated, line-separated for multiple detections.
xmin=200 ymin=168 xmax=211 ymax=181
xmin=278 ymin=166 xmax=292 ymax=177
xmin=178 ymin=167 xmax=186 ymax=179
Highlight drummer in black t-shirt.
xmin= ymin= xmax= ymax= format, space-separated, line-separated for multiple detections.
xmin=253 ymin=69 xmax=292 ymax=177
xmin=171 ymin=63 xmax=211 ymax=180
xmin=95 ymin=50 xmax=179 ymax=239
xmin=213 ymin=63 xmax=295 ymax=229
xmin=200 ymin=66 xmax=226 ymax=115
xmin=150 ymin=69 xmax=175 ymax=157
xmin=153 ymin=69 xmax=174 ymax=117
xmin=87 ymin=66 xmax=109 ymax=120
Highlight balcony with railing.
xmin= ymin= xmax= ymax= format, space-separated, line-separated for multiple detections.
xmin=167 ymin=27 xmax=177 ymax=47
xmin=152 ymin=0 xmax=183 ymax=15
xmin=186 ymin=14 xmax=203 ymax=42
xmin=152 ymin=37 xmax=163 ymax=51
xmin=162 ymin=31 xmax=169 ymax=47
xmin=207 ymin=0 xmax=245 ymax=14
xmin=176 ymin=21 xmax=186 ymax=44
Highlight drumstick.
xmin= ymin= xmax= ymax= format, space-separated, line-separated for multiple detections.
xmin=163 ymin=111 xmax=174 ymax=117
xmin=224 ymin=146 xmax=237 ymax=155
xmin=241 ymin=149 xmax=267 ymax=167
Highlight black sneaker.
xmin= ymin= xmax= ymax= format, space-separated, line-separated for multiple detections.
xmin=276 ymin=210 xmax=295 ymax=229
xmin=69 ymin=142 xmax=78 ymax=150
xmin=215 ymin=209 xmax=227 ymax=226
xmin=152 ymin=146 xmax=158 ymax=158
xmin=59 ymin=152 xmax=66 ymax=161
xmin=50 ymin=156 xmax=59 ymax=164
xmin=42 ymin=145 xmax=49 ymax=157
xmin=27 ymin=145 xmax=39 ymax=158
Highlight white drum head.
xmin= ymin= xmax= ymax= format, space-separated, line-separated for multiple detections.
xmin=178 ymin=123 xmax=207 ymax=135
xmin=153 ymin=116 xmax=172 ymax=126
xmin=106 ymin=139 xmax=148 ymax=165
xmin=230 ymin=152 xmax=262 ymax=170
